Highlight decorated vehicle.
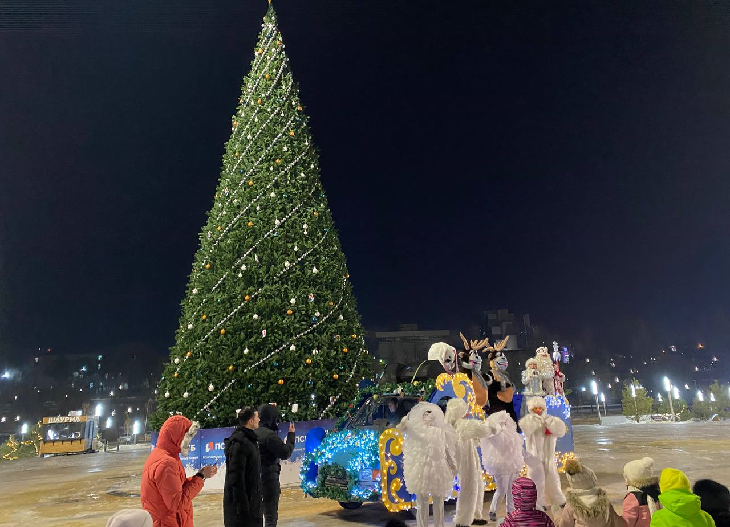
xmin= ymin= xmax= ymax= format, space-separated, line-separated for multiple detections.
xmin=301 ymin=372 xmax=576 ymax=511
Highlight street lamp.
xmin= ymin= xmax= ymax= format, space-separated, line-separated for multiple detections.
xmin=106 ymin=417 xmax=113 ymax=429
xmin=20 ymin=423 xmax=28 ymax=440
xmin=663 ymin=376 xmax=675 ymax=421
xmin=697 ymin=390 xmax=704 ymax=402
xmin=710 ymin=392 xmax=716 ymax=412
xmin=95 ymin=404 xmax=103 ymax=417
xmin=673 ymin=386 xmax=679 ymax=400
xmin=600 ymin=392 xmax=607 ymax=414
xmin=591 ymin=380 xmax=600 ymax=418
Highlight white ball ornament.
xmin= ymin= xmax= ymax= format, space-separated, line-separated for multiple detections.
xmin=294 ymin=245 xmax=299 ymax=252
xmin=208 ymin=384 xmax=214 ymax=392
xmin=241 ymin=264 xmax=246 ymax=271
xmin=338 ymin=315 xmax=344 ymax=321
xmin=244 ymin=347 xmax=249 ymax=355
xmin=275 ymin=219 xmax=281 ymax=226
xmin=290 ymin=344 xmax=296 ymax=351
xmin=164 ymin=391 xmax=170 ymax=398
xmin=253 ymin=314 xmax=259 ymax=320
xmin=315 ymin=311 xmax=320 ymax=317
xmin=174 ymin=358 xmax=180 ymax=364
xmin=187 ymin=323 xmax=193 ymax=330
xmin=192 ymin=288 xmax=198 ymax=295
xmin=183 ymin=391 xmax=189 ymax=398
xmin=290 ymin=298 xmax=296 ymax=305
xmin=284 ymin=261 xmax=291 ymax=268
xmin=238 ymin=273 xmax=242 ymax=278
xmin=312 ymin=266 xmax=319 ymax=274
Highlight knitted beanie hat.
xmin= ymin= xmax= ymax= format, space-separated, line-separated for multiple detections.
xmin=565 ymin=458 xmax=598 ymax=490
xmin=623 ymin=457 xmax=656 ymax=487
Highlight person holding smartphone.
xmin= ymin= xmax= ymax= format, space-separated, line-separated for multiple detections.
xmin=255 ymin=404 xmax=295 ymax=527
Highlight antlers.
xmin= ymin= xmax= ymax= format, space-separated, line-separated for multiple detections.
xmin=485 ymin=335 xmax=510 ymax=353
xmin=459 ymin=332 xmax=491 ymax=351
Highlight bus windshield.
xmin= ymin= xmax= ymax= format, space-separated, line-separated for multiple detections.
xmin=41 ymin=422 xmax=86 ymax=441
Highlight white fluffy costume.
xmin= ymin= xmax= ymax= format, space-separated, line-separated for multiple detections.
xmin=482 ymin=410 xmax=525 ymax=518
xmin=519 ymin=396 xmax=567 ymax=512
xmin=446 ymin=398 xmax=492 ymax=527
xmin=399 ymin=402 xmax=458 ymax=527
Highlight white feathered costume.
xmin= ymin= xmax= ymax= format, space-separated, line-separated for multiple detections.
xmin=518 ymin=396 xmax=567 ymax=513
xmin=399 ymin=402 xmax=458 ymax=527
xmin=481 ymin=410 xmax=525 ymax=517
xmin=445 ymin=398 xmax=492 ymax=527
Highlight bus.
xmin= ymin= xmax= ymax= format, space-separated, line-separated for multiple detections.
xmin=39 ymin=415 xmax=98 ymax=456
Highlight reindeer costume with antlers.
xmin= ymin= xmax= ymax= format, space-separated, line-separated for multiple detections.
xmin=459 ymin=333 xmax=493 ymax=408
xmin=484 ymin=336 xmax=520 ymax=426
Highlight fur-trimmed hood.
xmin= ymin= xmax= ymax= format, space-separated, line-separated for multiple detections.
xmin=566 ymin=488 xmax=611 ymax=520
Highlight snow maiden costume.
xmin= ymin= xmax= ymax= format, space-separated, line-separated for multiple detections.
xmin=519 ymin=396 xmax=567 ymax=513
xmin=482 ymin=410 xmax=525 ymax=522
xmin=398 ymin=402 xmax=458 ymax=527
xmin=522 ymin=358 xmax=544 ymax=396
xmin=446 ymin=398 xmax=492 ymax=527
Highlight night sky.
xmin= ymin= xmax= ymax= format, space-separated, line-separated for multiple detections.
xmin=2 ymin=0 xmax=730 ymax=361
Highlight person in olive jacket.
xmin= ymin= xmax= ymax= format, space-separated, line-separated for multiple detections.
xmin=224 ymin=408 xmax=263 ymax=527
xmin=255 ymin=404 xmax=295 ymax=527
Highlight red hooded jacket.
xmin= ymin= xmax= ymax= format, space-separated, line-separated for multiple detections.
xmin=141 ymin=416 xmax=205 ymax=527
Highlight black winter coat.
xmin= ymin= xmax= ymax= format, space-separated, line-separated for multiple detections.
xmin=223 ymin=427 xmax=262 ymax=527
xmin=255 ymin=405 xmax=295 ymax=498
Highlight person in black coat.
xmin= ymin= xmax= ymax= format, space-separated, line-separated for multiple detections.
xmin=693 ymin=479 xmax=730 ymax=527
xmin=255 ymin=404 xmax=295 ymax=527
xmin=224 ymin=408 xmax=263 ymax=527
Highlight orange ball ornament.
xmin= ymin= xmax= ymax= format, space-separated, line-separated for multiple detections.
xmin=286 ymin=309 xmax=293 ymax=315
xmin=201 ymin=315 xmax=207 ymax=320
xmin=306 ymin=358 xmax=312 ymax=364
xmin=258 ymin=48 xmax=264 ymax=54
xmin=278 ymin=379 xmax=284 ymax=385
xmin=289 ymin=130 xmax=295 ymax=136
xmin=351 ymin=334 xmax=357 ymax=339
xmin=217 ymin=226 xmax=221 ymax=231
xmin=220 ymin=328 xmax=226 ymax=335
xmin=205 ymin=263 xmax=211 ymax=269
xmin=313 ymin=211 xmax=318 ymax=217
xmin=247 ymin=221 xmax=253 ymax=227
xmin=244 ymin=295 xmax=251 ymax=301
xmin=173 ymin=372 xmax=179 ymax=378
xmin=265 ymin=74 xmax=270 ymax=79
xmin=248 ymin=180 xmax=254 ymax=187
xmin=333 ymin=374 xmax=339 ymax=380
xmin=186 ymin=351 xmax=192 ymax=358
xmin=342 ymin=347 xmax=348 ymax=353
xmin=328 ymin=301 xmax=334 ymax=306
xmin=228 ymin=365 xmax=234 ymax=372
xmin=257 ymin=98 xmax=262 ymax=105
xmin=296 ymin=106 xmax=302 ymax=112
xmin=275 ymin=158 xmax=281 ymax=164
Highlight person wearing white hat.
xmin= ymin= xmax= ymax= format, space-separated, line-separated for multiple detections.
xmin=622 ymin=457 xmax=661 ymax=527
xmin=106 ymin=509 xmax=153 ymax=527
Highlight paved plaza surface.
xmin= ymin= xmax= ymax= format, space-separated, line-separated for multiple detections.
xmin=1 ymin=421 xmax=728 ymax=526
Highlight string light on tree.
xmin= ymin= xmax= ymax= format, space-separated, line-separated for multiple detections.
xmin=150 ymin=5 xmax=371 ymax=427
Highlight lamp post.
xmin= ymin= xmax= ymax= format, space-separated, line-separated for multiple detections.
xmin=663 ymin=376 xmax=675 ymax=422
xmin=710 ymin=392 xmax=715 ymax=413
xmin=591 ymin=380 xmax=600 ymax=419
xmin=600 ymin=392 xmax=607 ymax=415
xmin=20 ymin=423 xmax=28 ymax=441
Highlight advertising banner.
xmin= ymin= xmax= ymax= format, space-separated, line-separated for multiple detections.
xmin=150 ymin=418 xmax=337 ymax=489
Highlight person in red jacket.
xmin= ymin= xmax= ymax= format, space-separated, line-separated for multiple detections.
xmin=141 ymin=415 xmax=217 ymax=527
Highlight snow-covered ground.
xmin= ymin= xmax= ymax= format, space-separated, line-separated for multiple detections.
xmin=0 ymin=421 xmax=728 ymax=526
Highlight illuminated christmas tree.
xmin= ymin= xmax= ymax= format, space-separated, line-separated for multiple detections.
xmin=153 ymin=4 xmax=370 ymax=428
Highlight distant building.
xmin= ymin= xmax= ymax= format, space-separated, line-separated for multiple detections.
xmin=480 ymin=308 xmax=533 ymax=350
xmin=373 ymin=324 xmax=458 ymax=368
